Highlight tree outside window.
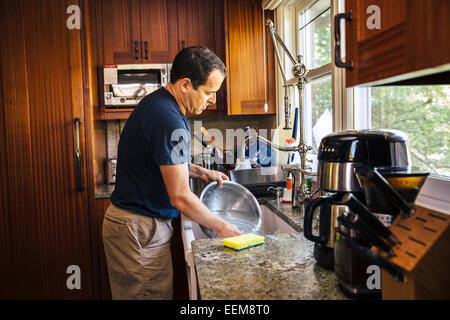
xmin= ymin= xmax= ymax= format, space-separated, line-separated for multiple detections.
xmin=370 ymin=86 xmax=450 ymax=176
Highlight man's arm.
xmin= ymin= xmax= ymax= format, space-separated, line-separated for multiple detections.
xmin=160 ymin=163 xmax=241 ymax=237
xmin=189 ymin=163 xmax=229 ymax=187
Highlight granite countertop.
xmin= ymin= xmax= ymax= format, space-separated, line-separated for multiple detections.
xmin=97 ymin=184 xmax=347 ymax=299
xmin=192 ymin=232 xmax=347 ymax=300
xmin=192 ymin=199 xmax=348 ymax=300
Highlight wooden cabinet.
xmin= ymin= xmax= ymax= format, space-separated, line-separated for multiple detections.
xmin=101 ymin=0 xmax=178 ymax=64
xmin=140 ymin=0 xmax=179 ymax=63
xmin=224 ymin=0 xmax=276 ymax=115
xmin=94 ymin=198 xmax=112 ymax=299
xmin=0 ymin=0 xmax=93 ymax=299
xmin=101 ymin=0 xmax=141 ymax=64
xmin=177 ymin=0 xmax=217 ymax=50
xmin=99 ymin=0 xmax=278 ymax=117
xmin=177 ymin=0 xmax=228 ymax=117
xmin=339 ymin=0 xmax=450 ymax=87
xmin=98 ymin=0 xmax=228 ymax=118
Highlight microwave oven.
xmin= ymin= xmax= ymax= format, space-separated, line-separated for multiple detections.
xmin=102 ymin=64 xmax=171 ymax=108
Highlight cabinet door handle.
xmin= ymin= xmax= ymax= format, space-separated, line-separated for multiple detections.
xmin=74 ymin=118 xmax=85 ymax=192
xmin=144 ymin=41 xmax=149 ymax=60
xmin=134 ymin=41 xmax=139 ymax=60
xmin=334 ymin=12 xmax=353 ymax=69
xmin=181 ymin=40 xmax=185 ymax=50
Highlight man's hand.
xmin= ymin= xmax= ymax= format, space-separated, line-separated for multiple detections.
xmin=189 ymin=164 xmax=230 ymax=188
xmin=216 ymin=220 xmax=242 ymax=238
xmin=160 ymin=163 xmax=241 ymax=237
xmin=200 ymin=169 xmax=229 ymax=188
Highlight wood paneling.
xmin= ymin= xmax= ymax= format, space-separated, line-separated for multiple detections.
xmin=345 ymin=0 xmax=407 ymax=86
xmin=178 ymin=0 xmax=228 ymax=117
xmin=100 ymin=0 xmax=179 ymax=64
xmin=177 ymin=0 xmax=216 ymax=49
xmin=94 ymin=198 xmax=112 ymax=299
xmin=356 ymin=0 xmax=406 ymax=42
xmin=140 ymin=0 xmax=179 ymax=62
xmin=344 ymin=0 xmax=450 ymax=87
xmin=225 ymin=0 xmax=275 ymax=115
xmin=83 ymin=0 xmax=111 ymax=299
xmin=356 ymin=24 xmax=406 ymax=84
xmin=171 ymin=216 xmax=189 ymax=299
xmin=0 ymin=0 xmax=93 ymax=299
xmin=101 ymin=0 xmax=141 ymax=64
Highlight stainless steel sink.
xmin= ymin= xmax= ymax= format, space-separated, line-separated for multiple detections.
xmin=181 ymin=204 xmax=296 ymax=300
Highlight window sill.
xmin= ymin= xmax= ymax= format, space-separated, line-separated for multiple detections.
xmin=415 ymin=175 xmax=450 ymax=215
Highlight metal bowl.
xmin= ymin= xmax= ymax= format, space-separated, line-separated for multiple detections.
xmin=199 ymin=181 xmax=262 ymax=238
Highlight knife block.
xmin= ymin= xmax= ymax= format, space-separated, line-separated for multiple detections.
xmin=373 ymin=205 xmax=450 ymax=299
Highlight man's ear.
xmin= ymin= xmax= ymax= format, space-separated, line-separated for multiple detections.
xmin=179 ymin=78 xmax=193 ymax=93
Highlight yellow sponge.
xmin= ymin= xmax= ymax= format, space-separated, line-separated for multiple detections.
xmin=224 ymin=233 xmax=265 ymax=251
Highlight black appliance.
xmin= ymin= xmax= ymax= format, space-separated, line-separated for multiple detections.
xmin=303 ymin=129 xmax=414 ymax=298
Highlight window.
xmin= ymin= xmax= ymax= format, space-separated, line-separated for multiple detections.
xmin=296 ymin=0 xmax=333 ymax=152
xmin=298 ymin=0 xmax=331 ymax=70
xmin=272 ymin=0 xmax=449 ymax=208
xmin=271 ymin=0 xmax=341 ymax=168
xmin=353 ymin=85 xmax=450 ymax=177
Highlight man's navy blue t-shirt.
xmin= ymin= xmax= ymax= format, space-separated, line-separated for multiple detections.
xmin=111 ymin=87 xmax=191 ymax=219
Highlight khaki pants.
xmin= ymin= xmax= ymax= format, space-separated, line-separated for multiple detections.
xmin=102 ymin=204 xmax=173 ymax=300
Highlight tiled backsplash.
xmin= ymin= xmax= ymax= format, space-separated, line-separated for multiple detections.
xmin=105 ymin=115 xmax=277 ymax=160
xmin=106 ymin=120 xmax=127 ymax=159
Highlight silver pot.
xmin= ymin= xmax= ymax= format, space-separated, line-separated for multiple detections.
xmin=199 ymin=181 xmax=262 ymax=238
xmin=229 ymin=166 xmax=287 ymax=196
xmin=230 ymin=166 xmax=285 ymax=185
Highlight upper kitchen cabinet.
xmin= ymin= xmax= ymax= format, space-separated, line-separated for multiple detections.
xmin=100 ymin=0 xmax=178 ymax=64
xmin=140 ymin=0 xmax=179 ymax=62
xmin=224 ymin=0 xmax=276 ymax=115
xmin=101 ymin=0 xmax=140 ymax=64
xmin=337 ymin=0 xmax=450 ymax=87
xmin=177 ymin=0 xmax=228 ymax=116
xmin=177 ymin=0 xmax=217 ymax=50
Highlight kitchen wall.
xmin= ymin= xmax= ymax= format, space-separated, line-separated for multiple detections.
xmin=105 ymin=114 xmax=277 ymax=161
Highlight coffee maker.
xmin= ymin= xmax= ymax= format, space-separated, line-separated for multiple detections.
xmin=304 ymin=129 xmax=413 ymax=296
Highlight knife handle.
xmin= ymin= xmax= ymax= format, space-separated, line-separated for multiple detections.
xmin=341 ymin=193 xmax=392 ymax=239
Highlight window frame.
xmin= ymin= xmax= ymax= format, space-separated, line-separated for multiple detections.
xmin=274 ymin=0 xmax=449 ymax=208
xmin=276 ymin=0 xmax=346 ymax=149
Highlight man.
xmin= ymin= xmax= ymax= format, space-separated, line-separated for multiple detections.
xmin=102 ymin=46 xmax=241 ymax=300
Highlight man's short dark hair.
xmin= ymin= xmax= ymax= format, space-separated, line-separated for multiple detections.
xmin=170 ymin=46 xmax=226 ymax=90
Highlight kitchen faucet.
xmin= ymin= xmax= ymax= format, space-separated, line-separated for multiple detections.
xmin=281 ymin=164 xmax=318 ymax=212
xmin=239 ymin=127 xmax=317 ymax=212
xmin=263 ymin=19 xmax=318 ymax=212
